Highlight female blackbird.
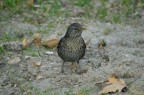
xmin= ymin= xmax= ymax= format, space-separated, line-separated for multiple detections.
xmin=57 ymin=23 xmax=86 ymax=73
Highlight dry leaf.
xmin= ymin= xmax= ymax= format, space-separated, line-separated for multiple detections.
xmin=22 ymin=38 xmax=27 ymax=47
xmin=27 ymin=0 xmax=34 ymax=6
xmin=8 ymin=57 xmax=21 ymax=64
xmin=106 ymin=74 xmax=120 ymax=84
xmin=25 ymin=56 xmax=33 ymax=60
xmin=99 ymin=74 xmax=127 ymax=95
xmin=32 ymin=33 xmax=42 ymax=48
xmin=22 ymin=37 xmax=29 ymax=48
xmin=36 ymin=75 xmax=43 ymax=80
xmin=22 ymin=37 xmax=32 ymax=48
xmin=42 ymin=34 xmax=59 ymax=48
xmin=98 ymin=39 xmax=107 ymax=49
xmin=99 ymin=83 xmax=126 ymax=94
xmin=33 ymin=61 xmax=42 ymax=68
xmin=45 ymin=39 xmax=59 ymax=48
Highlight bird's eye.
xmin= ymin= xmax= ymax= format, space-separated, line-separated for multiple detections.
xmin=75 ymin=29 xmax=79 ymax=32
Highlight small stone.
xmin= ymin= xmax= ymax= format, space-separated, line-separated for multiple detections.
xmin=7 ymin=57 xmax=21 ymax=64
xmin=45 ymin=51 xmax=54 ymax=55
xmin=36 ymin=75 xmax=43 ymax=80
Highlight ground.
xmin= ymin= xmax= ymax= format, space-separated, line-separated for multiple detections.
xmin=0 ymin=18 xmax=144 ymax=95
xmin=0 ymin=1 xmax=144 ymax=95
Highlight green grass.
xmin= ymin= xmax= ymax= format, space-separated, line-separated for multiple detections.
xmin=2 ymin=0 xmax=21 ymax=8
xmin=0 ymin=32 xmax=19 ymax=42
xmin=97 ymin=7 xmax=108 ymax=20
xmin=0 ymin=46 xmax=4 ymax=55
xmin=0 ymin=0 xmax=143 ymax=24
xmin=76 ymin=88 xmax=90 ymax=95
xmin=103 ymin=27 xmax=113 ymax=35
xmin=23 ymin=47 xmax=40 ymax=57
xmin=75 ymin=0 xmax=92 ymax=7
xmin=45 ymin=0 xmax=63 ymax=17
xmin=95 ymin=0 xmax=143 ymax=23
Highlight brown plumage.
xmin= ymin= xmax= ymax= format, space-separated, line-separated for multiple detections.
xmin=57 ymin=23 xmax=86 ymax=73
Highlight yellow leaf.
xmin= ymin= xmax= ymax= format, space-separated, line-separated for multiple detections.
xmin=46 ymin=39 xmax=59 ymax=48
xmin=99 ymin=83 xmax=126 ymax=94
xmin=106 ymin=74 xmax=120 ymax=84
xmin=32 ymin=33 xmax=42 ymax=48
xmin=99 ymin=74 xmax=127 ymax=95
xmin=36 ymin=75 xmax=43 ymax=80
xmin=33 ymin=61 xmax=42 ymax=68
xmin=27 ymin=0 xmax=34 ymax=6
xmin=7 ymin=57 xmax=21 ymax=64
xmin=42 ymin=34 xmax=59 ymax=48
xmin=22 ymin=37 xmax=28 ymax=48
xmin=22 ymin=37 xmax=32 ymax=48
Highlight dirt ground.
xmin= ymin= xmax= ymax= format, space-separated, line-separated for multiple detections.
xmin=0 ymin=16 xmax=144 ymax=95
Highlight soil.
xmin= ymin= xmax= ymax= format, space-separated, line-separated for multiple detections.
xmin=0 ymin=16 xmax=144 ymax=95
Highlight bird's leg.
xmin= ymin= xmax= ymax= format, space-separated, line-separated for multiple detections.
xmin=76 ymin=61 xmax=81 ymax=73
xmin=61 ymin=61 xmax=65 ymax=73
xmin=70 ymin=62 xmax=77 ymax=73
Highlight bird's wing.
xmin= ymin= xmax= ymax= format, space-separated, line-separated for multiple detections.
xmin=57 ymin=38 xmax=64 ymax=49
xmin=82 ymin=39 xmax=86 ymax=49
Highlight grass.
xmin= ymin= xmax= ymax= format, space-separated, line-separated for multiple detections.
xmin=75 ymin=0 xmax=92 ymax=7
xmin=0 ymin=1 xmax=143 ymax=95
xmin=0 ymin=46 xmax=4 ymax=55
xmin=96 ymin=0 xmax=144 ymax=23
xmin=76 ymin=88 xmax=90 ymax=95
xmin=23 ymin=47 xmax=40 ymax=57
xmin=0 ymin=0 xmax=143 ymax=24
xmin=103 ymin=27 xmax=113 ymax=35
xmin=0 ymin=32 xmax=19 ymax=42
xmin=2 ymin=0 xmax=21 ymax=8
xmin=48 ymin=0 xmax=62 ymax=16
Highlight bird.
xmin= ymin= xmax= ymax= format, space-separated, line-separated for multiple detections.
xmin=57 ymin=23 xmax=86 ymax=73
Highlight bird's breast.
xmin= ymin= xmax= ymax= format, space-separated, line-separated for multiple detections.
xmin=65 ymin=37 xmax=83 ymax=51
xmin=57 ymin=37 xmax=86 ymax=62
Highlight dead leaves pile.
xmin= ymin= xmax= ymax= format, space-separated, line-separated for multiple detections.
xmin=98 ymin=74 xmax=127 ymax=95
xmin=22 ymin=33 xmax=59 ymax=49
xmin=27 ymin=0 xmax=34 ymax=7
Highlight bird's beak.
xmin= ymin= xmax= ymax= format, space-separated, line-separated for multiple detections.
xmin=80 ymin=28 xmax=86 ymax=31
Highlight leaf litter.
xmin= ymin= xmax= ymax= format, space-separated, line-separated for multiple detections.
xmin=98 ymin=74 xmax=127 ymax=95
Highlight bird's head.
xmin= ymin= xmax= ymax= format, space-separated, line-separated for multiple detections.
xmin=64 ymin=23 xmax=85 ymax=38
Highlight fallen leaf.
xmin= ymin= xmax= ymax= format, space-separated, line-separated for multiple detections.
xmin=36 ymin=75 xmax=43 ymax=80
xmin=42 ymin=34 xmax=59 ymax=48
xmin=8 ymin=57 xmax=21 ymax=64
xmin=27 ymin=0 xmax=34 ymax=6
xmin=22 ymin=37 xmax=31 ymax=48
xmin=99 ymin=83 xmax=126 ymax=94
xmin=99 ymin=74 xmax=127 ymax=95
xmin=32 ymin=33 xmax=42 ymax=48
xmin=25 ymin=56 xmax=33 ymax=60
xmin=45 ymin=39 xmax=59 ymax=48
xmin=98 ymin=39 xmax=107 ymax=49
xmin=106 ymin=74 xmax=120 ymax=84
xmin=33 ymin=61 xmax=42 ymax=68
